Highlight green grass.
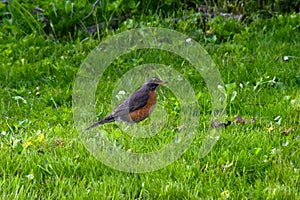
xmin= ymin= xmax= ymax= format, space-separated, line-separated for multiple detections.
xmin=0 ymin=12 xmax=300 ymax=199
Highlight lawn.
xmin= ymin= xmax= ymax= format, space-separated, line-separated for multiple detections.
xmin=0 ymin=3 xmax=299 ymax=199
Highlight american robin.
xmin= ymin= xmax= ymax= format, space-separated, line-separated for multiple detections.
xmin=86 ymin=77 xmax=167 ymax=130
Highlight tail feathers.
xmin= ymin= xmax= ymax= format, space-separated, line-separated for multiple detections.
xmin=86 ymin=115 xmax=115 ymax=130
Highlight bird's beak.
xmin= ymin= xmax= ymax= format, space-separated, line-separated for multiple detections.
xmin=157 ymin=81 xmax=167 ymax=85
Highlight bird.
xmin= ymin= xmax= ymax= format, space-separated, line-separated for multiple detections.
xmin=86 ymin=77 xmax=167 ymax=130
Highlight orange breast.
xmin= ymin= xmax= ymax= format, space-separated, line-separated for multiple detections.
xmin=129 ymin=90 xmax=156 ymax=122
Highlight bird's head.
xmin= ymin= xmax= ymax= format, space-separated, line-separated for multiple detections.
xmin=144 ymin=77 xmax=167 ymax=91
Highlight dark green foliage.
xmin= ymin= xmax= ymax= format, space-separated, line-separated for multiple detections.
xmin=1 ymin=0 xmax=299 ymax=38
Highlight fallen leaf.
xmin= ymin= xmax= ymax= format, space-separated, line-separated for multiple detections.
xmin=234 ymin=116 xmax=245 ymax=124
xmin=283 ymin=127 xmax=293 ymax=135
xmin=250 ymin=117 xmax=257 ymax=123
xmin=55 ymin=139 xmax=65 ymax=147
xmin=211 ymin=120 xmax=231 ymax=128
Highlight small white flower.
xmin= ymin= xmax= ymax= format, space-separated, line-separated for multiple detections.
xmin=186 ymin=38 xmax=192 ymax=43
xmin=118 ymin=90 xmax=126 ymax=95
xmin=282 ymin=141 xmax=289 ymax=147
xmin=174 ymin=137 xmax=182 ymax=143
xmin=26 ymin=174 xmax=34 ymax=180
xmin=116 ymin=90 xmax=126 ymax=100
xmin=177 ymin=75 xmax=183 ymax=81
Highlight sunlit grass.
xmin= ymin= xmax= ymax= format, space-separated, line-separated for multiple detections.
xmin=0 ymin=13 xmax=299 ymax=199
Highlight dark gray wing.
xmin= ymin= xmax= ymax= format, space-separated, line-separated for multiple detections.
xmin=128 ymin=87 xmax=149 ymax=112
xmin=110 ymin=87 xmax=149 ymax=117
